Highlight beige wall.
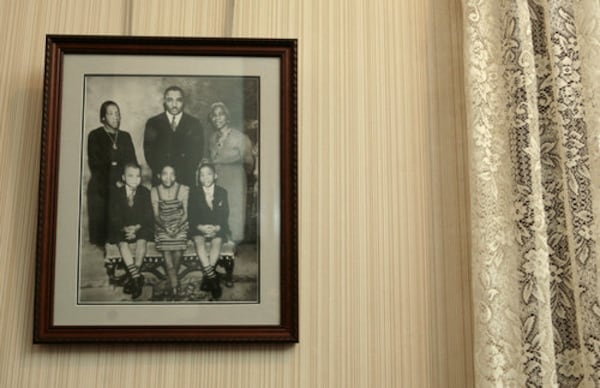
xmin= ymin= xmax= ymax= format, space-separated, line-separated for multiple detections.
xmin=0 ymin=0 xmax=472 ymax=386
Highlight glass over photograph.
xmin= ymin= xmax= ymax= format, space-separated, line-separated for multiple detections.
xmin=78 ymin=75 xmax=260 ymax=304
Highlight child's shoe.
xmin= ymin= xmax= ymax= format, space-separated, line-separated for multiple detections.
xmin=131 ymin=275 xmax=145 ymax=299
xmin=200 ymin=277 xmax=211 ymax=292
xmin=122 ymin=276 xmax=134 ymax=294
xmin=210 ymin=277 xmax=222 ymax=299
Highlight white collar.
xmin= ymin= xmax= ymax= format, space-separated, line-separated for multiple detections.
xmin=166 ymin=112 xmax=183 ymax=128
xmin=125 ymin=185 xmax=136 ymax=197
xmin=202 ymin=184 xmax=214 ymax=193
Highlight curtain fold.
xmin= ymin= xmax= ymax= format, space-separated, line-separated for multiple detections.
xmin=464 ymin=0 xmax=600 ymax=386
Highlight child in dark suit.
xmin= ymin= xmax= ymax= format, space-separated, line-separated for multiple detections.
xmin=188 ymin=162 xmax=229 ymax=299
xmin=108 ymin=162 xmax=154 ymax=299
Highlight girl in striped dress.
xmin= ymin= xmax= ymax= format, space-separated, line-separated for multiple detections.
xmin=151 ymin=164 xmax=189 ymax=298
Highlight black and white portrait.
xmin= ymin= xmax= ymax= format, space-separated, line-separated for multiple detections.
xmin=78 ymin=75 xmax=260 ymax=304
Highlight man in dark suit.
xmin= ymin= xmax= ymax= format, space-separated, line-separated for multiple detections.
xmin=143 ymin=86 xmax=205 ymax=187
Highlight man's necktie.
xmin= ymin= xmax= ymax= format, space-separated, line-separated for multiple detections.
xmin=127 ymin=190 xmax=135 ymax=207
xmin=171 ymin=115 xmax=177 ymax=130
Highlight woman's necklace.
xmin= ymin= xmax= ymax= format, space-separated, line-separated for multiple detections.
xmin=213 ymin=127 xmax=231 ymax=159
xmin=216 ymin=127 xmax=231 ymax=148
xmin=103 ymin=127 xmax=119 ymax=150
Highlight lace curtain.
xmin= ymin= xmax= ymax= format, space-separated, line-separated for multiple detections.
xmin=464 ymin=0 xmax=600 ymax=386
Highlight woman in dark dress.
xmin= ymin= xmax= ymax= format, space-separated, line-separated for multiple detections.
xmin=87 ymin=100 xmax=138 ymax=247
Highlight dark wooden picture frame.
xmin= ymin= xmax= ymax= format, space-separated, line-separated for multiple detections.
xmin=34 ymin=35 xmax=297 ymax=343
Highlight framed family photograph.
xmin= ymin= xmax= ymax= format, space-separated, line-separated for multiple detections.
xmin=34 ymin=35 xmax=298 ymax=342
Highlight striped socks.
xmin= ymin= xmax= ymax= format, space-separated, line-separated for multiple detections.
xmin=202 ymin=264 xmax=221 ymax=299
xmin=202 ymin=264 xmax=216 ymax=280
xmin=127 ymin=264 xmax=141 ymax=278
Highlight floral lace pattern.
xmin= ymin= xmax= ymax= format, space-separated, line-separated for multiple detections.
xmin=464 ymin=0 xmax=600 ymax=386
